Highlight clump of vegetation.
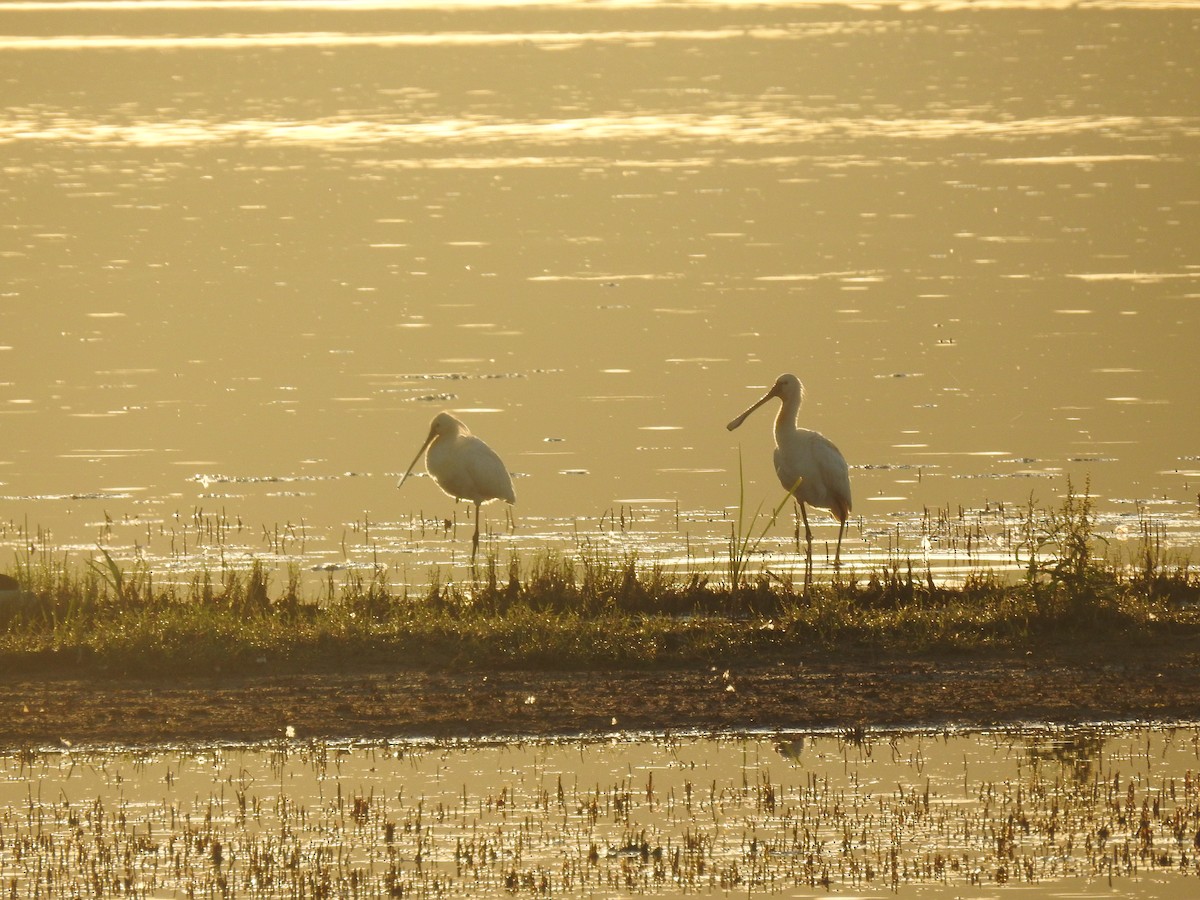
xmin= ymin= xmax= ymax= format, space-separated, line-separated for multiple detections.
xmin=726 ymin=448 xmax=802 ymax=588
xmin=1004 ymin=478 xmax=1193 ymax=633
xmin=1 ymin=484 xmax=1197 ymax=680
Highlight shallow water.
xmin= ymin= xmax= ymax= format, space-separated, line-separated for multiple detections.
xmin=1 ymin=0 xmax=1198 ymax=587
xmin=3 ymin=726 xmax=1200 ymax=897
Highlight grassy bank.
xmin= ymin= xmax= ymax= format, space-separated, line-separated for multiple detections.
xmin=1 ymin=550 xmax=1197 ymax=680
xmin=2 ymin=485 xmax=1197 ymax=679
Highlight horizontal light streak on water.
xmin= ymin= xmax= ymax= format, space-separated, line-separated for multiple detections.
xmin=903 ymin=450 xmax=1012 ymax=457
xmin=58 ymin=448 xmax=159 ymax=458
xmin=2 ymin=112 xmax=1188 ymax=150
xmin=0 ymin=23 xmax=870 ymax=52
xmin=2 ymin=0 xmax=1196 ymax=12
xmin=0 ymin=491 xmax=137 ymax=501
xmin=1105 ymin=396 xmax=1169 ymax=405
xmin=757 ymin=273 xmax=837 ymax=282
xmin=528 ymin=273 xmax=679 ymax=282
xmin=988 ymin=154 xmax=1168 ymax=166
xmin=0 ymin=0 xmax=824 ymax=9
xmin=1068 ymin=271 xmax=1200 ymax=283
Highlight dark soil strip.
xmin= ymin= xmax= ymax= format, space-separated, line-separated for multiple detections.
xmin=4 ymin=639 xmax=1199 ymax=748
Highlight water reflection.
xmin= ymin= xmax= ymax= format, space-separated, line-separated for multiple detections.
xmin=1024 ymin=729 xmax=1108 ymax=785
xmin=1 ymin=727 xmax=1198 ymax=897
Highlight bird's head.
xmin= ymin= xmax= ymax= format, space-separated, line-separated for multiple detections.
xmin=398 ymin=412 xmax=467 ymax=490
xmin=771 ymin=373 xmax=803 ymax=401
xmin=429 ymin=411 xmax=467 ymax=439
xmin=726 ymin=373 xmax=802 ymax=431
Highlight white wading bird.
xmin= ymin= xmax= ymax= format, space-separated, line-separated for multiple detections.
xmin=398 ymin=412 xmax=516 ymax=561
xmin=726 ymin=374 xmax=852 ymax=565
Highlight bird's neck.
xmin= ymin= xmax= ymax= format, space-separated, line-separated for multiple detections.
xmin=774 ymin=394 xmax=800 ymax=440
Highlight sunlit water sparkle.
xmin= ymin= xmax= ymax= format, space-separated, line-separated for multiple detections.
xmin=0 ymin=0 xmax=1196 ymax=589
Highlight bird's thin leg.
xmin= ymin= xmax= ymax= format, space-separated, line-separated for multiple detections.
xmin=799 ymin=502 xmax=815 ymax=578
xmin=800 ymin=503 xmax=814 ymax=591
xmin=799 ymin=503 xmax=813 ymax=549
xmin=834 ymin=519 xmax=846 ymax=568
xmin=470 ymin=501 xmax=481 ymax=563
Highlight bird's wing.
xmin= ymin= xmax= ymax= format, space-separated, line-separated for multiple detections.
xmin=773 ymin=447 xmax=804 ymax=497
xmin=812 ymin=433 xmax=852 ymax=520
xmin=464 ymin=436 xmax=516 ymax=504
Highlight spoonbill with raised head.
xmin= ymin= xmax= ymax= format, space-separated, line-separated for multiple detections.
xmin=398 ymin=412 xmax=516 ymax=561
xmin=726 ymin=374 xmax=851 ymax=565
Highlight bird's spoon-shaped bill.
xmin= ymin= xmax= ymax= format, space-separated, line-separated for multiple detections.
xmin=726 ymin=390 xmax=774 ymax=431
xmin=397 ymin=432 xmax=434 ymax=490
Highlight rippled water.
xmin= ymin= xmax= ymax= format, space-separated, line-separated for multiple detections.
xmin=1 ymin=0 xmax=1197 ymax=586
xmin=3 ymin=727 xmax=1200 ymax=897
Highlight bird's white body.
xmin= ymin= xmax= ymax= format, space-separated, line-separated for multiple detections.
xmin=423 ymin=416 xmax=516 ymax=507
xmin=398 ymin=412 xmax=515 ymax=559
xmin=727 ymin=374 xmax=851 ymax=562
xmin=772 ymin=425 xmax=851 ymax=525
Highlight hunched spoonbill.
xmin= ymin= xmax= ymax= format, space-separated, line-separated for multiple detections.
xmin=398 ymin=412 xmax=516 ymax=561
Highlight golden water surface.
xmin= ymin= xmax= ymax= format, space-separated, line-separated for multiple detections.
xmin=2 ymin=0 xmax=1197 ymax=582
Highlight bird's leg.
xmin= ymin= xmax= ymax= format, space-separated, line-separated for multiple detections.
xmin=792 ymin=499 xmax=811 ymax=553
xmin=470 ymin=501 xmax=481 ymax=563
xmin=799 ymin=503 xmax=814 ymax=550
xmin=834 ymin=519 xmax=845 ymax=569
xmin=798 ymin=503 xmax=815 ymax=583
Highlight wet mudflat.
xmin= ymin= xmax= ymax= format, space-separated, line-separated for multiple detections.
xmin=5 ymin=635 xmax=1200 ymax=749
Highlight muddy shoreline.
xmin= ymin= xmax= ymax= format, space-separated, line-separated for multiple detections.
xmin=4 ymin=638 xmax=1199 ymax=749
